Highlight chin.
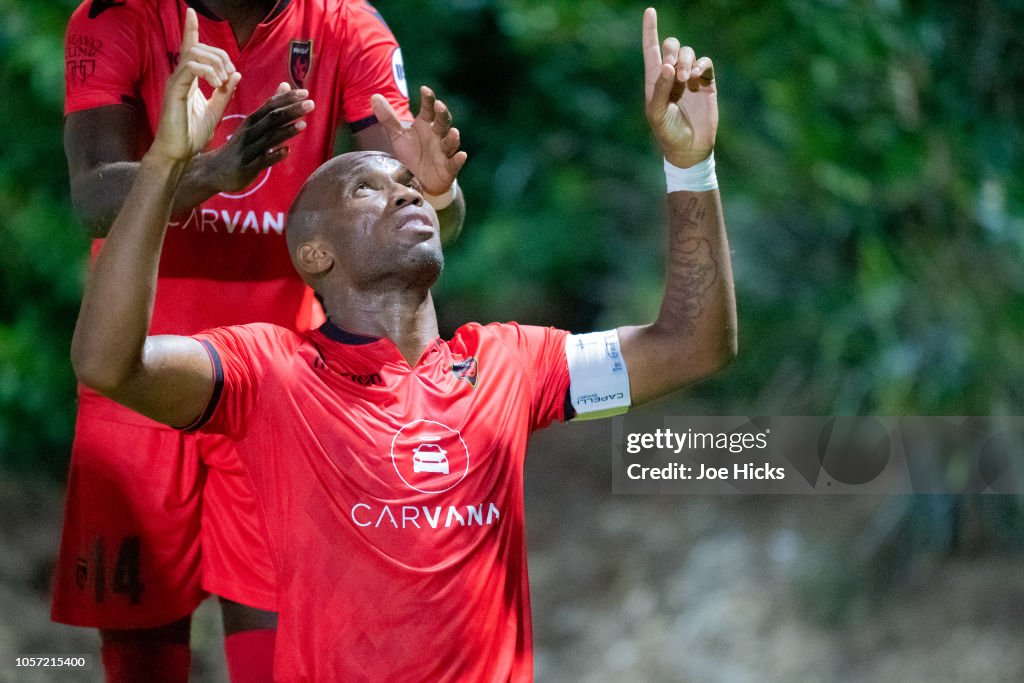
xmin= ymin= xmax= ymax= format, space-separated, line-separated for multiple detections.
xmin=401 ymin=243 xmax=444 ymax=288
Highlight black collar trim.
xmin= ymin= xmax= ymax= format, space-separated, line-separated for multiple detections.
xmin=318 ymin=321 xmax=380 ymax=345
xmin=183 ymin=0 xmax=292 ymax=23
xmin=183 ymin=0 xmax=222 ymax=21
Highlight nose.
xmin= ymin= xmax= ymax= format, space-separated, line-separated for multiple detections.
xmin=391 ymin=181 xmax=423 ymax=209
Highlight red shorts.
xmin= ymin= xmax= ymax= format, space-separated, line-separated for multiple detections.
xmin=51 ymin=393 xmax=276 ymax=629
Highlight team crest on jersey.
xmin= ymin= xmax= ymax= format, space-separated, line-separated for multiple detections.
xmin=289 ymin=40 xmax=313 ymax=88
xmin=452 ymin=357 xmax=478 ymax=388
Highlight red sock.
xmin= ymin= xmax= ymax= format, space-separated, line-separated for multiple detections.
xmin=101 ymin=641 xmax=190 ymax=683
xmin=224 ymin=629 xmax=276 ymax=683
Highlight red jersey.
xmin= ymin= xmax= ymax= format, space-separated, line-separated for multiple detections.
xmin=191 ymin=321 xmax=573 ymax=682
xmin=66 ymin=0 xmax=412 ymax=424
xmin=64 ymin=0 xmax=412 ymax=335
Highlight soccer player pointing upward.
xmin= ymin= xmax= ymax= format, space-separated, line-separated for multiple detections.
xmin=72 ymin=7 xmax=735 ymax=680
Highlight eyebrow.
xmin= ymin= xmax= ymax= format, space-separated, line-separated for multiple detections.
xmin=341 ymin=159 xmax=415 ymax=191
xmin=394 ymin=167 xmax=416 ymax=184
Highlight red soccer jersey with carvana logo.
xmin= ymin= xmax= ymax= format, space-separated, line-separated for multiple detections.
xmin=191 ymin=321 xmax=572 ymax=682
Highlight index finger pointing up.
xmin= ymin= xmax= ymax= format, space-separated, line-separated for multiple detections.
xmin=642 ymin=8 xmax=663 ymax=101
xmin=181 ymin=7 xmax=199 ymax=55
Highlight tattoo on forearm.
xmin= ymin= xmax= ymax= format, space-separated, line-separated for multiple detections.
xmin=663 ymin=195 xmax=720 ymax=335
xmin=665 ymin=238 xmax=718 ymax=334
xmin=673 ymin=196 xmax=707 ymax=233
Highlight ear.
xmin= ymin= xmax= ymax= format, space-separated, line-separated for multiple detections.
xmin=296 ymin=240 xmax=335 ymax=277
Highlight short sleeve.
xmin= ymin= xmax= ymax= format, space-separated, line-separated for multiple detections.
xmin=64 ymin=1 xmax=146 ymax=115
xmin=187 ymin=324 xmax=299 ymax=439
xmin=487 ymin=323 xmax=572 ymax=432
xmin=335 ymin=0 xmax=413 ymax=130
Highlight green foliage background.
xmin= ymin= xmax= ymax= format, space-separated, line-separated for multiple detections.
xmin=0 ymin=1 xmax=85 ymax=476
xmin=1 ymin=0 xmax=1023 ymax=478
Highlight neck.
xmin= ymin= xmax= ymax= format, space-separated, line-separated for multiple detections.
xmin=323 ymin=286 xmax=440 ymax=366
xmin=199 ymin=0 xmax=279 ymax=18
xmin=193 ymin=0 xmax=284 ymax=45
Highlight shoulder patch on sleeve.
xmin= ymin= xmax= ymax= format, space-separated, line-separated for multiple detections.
xmin=390 ymin=47 xmax=408 ymax=98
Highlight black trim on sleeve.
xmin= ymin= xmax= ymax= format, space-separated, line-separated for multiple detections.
xmin=349 ymin=114 xmax=380 ymax=133
xmin=182 ymin=340 xmax=225 ymax=433
xmin=563 ymin=387 xmax=576 ymax=422
xmin=120 ymin=95 xmax=143 ymax=109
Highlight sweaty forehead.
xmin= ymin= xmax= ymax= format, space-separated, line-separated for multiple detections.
xmin=301 ymin=151 xmax=402 ymax=195
xmin=338 ymin=153 xmax=410 ymax=186
xmin=288 ymin=151 xmax=414 ymax=240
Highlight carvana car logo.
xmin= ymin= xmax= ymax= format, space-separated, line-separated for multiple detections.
xmin=391 ymin=420 xmax=471 ymax=494
xmin=412 ymin=442 xmax=450 ymax=474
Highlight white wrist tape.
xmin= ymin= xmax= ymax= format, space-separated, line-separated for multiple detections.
xmin=564 ymin=330 xmax=632 ymax=421
xmin=424 ymin=179 xmax=458 ymax=211
xmin=664 ymin=152 xmax=718 ymax=193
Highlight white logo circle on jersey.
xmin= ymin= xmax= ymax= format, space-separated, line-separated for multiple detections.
xmin=391 ymin=48 xmax=409 ymax=99
xmin=390 ymin=419 xmax=470 ymax=494
xmin=211 ymin=114 xmax=272 ymax=199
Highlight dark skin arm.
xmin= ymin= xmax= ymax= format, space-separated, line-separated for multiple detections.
xmin=65 ymin=83 xmax=314 ymax=237
xmin=71 ymin=11 xmax=227 ymax=427
xmin=617 ymin=8 xmax=737 ymax=405
xmin=70 ymin=149 xmax=216 ymax=428
xmin=618 ymin=189 xmax=735 ymax=404
xmin=66 ymin=91 xmax=465 ymax=243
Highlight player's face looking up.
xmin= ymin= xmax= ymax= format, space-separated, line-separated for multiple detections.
xmin=287 ymin=151 xmax=444 ymax=295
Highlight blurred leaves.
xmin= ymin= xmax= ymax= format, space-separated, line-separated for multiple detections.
xmin=387 ymin=0 xmax=1024 ymax=416
xmin=0 ymin=1 xmax=85 ymax=476
xmin=1 ymin=0 xmax=1023 ymax=478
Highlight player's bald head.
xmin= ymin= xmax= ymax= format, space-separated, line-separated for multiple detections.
xmin=286 ymin=151 xmax=443 ymax=294
xmin=286 ymin=151 xmax=391 ymax=256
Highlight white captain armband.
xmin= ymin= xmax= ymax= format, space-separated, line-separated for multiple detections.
xmin=564 ymin=330 xmax=632 ymax=421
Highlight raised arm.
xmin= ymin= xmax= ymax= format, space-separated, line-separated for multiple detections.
xmin=66 ymin=81 xmax=312 ymax=237
xmin=617 ymin=8 xmax=737 ymax=405
xmin=71 ymin=9 xmax=240 ymax=427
